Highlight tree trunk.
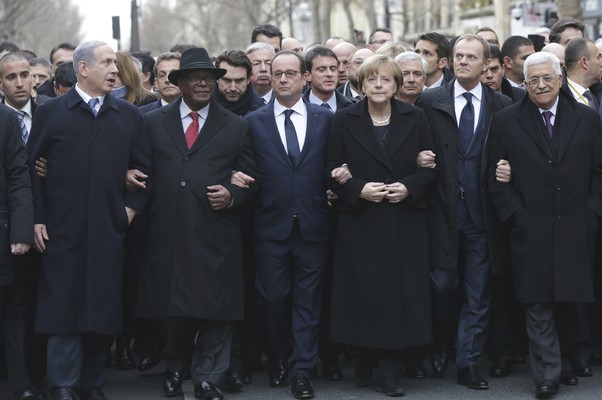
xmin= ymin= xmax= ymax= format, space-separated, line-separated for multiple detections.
xmin=311 ymin=0 xmax=321 ymax=43
xmin=341 ymin=0 xmax=355 ymax=42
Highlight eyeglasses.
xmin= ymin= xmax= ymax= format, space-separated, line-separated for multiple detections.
xmin=272 ymin=70 xmax=301 ymax=79
xmin=369 ymin=39 xmax=389 ymax=45
xmin=525 ymin=75 xmax=559 ymax=87
xmin=183 ymin=75 xmax=216 ymax=85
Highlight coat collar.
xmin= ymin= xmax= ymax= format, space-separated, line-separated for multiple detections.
xmin=64 ymin=86 xmax=119 ymax=117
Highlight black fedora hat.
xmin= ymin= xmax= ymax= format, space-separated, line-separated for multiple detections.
xmin=168 ymin=47 xmax=226 ymax=85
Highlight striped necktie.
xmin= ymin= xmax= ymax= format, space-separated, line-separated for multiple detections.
xmin=16 ymin=110 xmax=28 ymax=144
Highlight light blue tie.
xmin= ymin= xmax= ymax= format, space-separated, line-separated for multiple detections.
xmin=89 ymin=98 xmax=100 ymax=116
xmin=16 ymin=110 xmax=28 ymax=144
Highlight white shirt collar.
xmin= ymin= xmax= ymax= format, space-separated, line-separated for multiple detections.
xmin=426 ymin=73 xmax=444 ymax=89
xmin=454 ymin=80 xmax=483 ymax=102
xmin=180 ymin=99 xmax=210 ymax=121
xmin=308 ymin=91 xmax=336 ymax=111
xmin=4 ymin=98 xmax=32 ymax=118
xmin=274 ymin=97 xmax=306 ymax=117
xmin=75 ymin=83 xmax=106 ymax=106
xmin=538 ymin=97 xmax=559 ymax=116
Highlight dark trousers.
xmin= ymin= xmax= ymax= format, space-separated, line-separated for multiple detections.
xmin=525 ymin=303 xmax=561 ymax=385
xmin=431 ymin=200 xmax=491 ymax=368
xmin=47 ymin=333 xmax=110 ymax=389
xmin=254 ymin=220 xmax=327 ymax=377
xmin=163 ymin=317 xmax=232 ymax=386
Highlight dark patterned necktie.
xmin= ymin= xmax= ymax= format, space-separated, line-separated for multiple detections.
xmin=458 ymin=92 xmax=474 ymax=153
xmin=284 ymin=109 xmax=300 ymax=165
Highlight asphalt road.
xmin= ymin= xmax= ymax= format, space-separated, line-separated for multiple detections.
xmin=3 ymin=356 xmax=602 ymax=400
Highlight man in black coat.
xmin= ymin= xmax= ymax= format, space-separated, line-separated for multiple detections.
xmin=139 ymin=48 xmax=257 ymax=400
xmin=488 ymin=51 xmax=602 ymax=398
xmin=28 ymin=41 xmax=152 ymax=400
xmin=415 ymin=34 xmax=512 ymax=390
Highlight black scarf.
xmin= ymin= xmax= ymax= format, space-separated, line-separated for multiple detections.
xmin=214 ymin=84 xmax=263 ymax=116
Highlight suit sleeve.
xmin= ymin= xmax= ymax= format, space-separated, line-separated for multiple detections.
xmin=28 ymin=104 xmax=50 ymax=225
xmin=3 ymin=112 xmax=33 ymax=244
xmin=125 ymin=111 xmax=153 ymax=212
xmin=487 ymin=114 xmax=523 ymax=223
xmin=398 ymin=108 xmax=437 ymax=205
xmin=587 ymin=112 xmax=602 ymax=218
xmin=325 ymin=112 xmax=368 ymax=210
xmin=223 ymin=122 xmax=258 ymax=209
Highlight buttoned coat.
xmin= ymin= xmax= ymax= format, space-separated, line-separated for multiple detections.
xmin=138 ymin=98 xmax=257 ymax=320
xmin=28 ymin=88 xmax=152 ymax=334
xmin=325 ymin=99 xmax=436 ymax=349
xmin=415 ymin=81 xmax=513 ymax=276
xmin=488 ymin=92 xmax=602 ymax=303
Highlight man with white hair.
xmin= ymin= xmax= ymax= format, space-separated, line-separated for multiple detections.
xmin=395 ymin=51 xmax=427 ymax=105
xmin=245 ymin=42 xmax=276 ymax=104
xmin=489 ymin=51 xmax=602 ymax=399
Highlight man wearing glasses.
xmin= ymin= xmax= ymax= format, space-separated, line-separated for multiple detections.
xmin=245 ymin=51 xmax=334 ymax=399
xmin=366 ymin=28 xmax=393 ymax=51
xmin=141 ymin=47 xmax=257 ymax=400
xmin=489 ymin=51 xmax=602 ymax=399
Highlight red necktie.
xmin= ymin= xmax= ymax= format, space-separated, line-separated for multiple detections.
xmin=185 ymin=112 xmax=199 ymax=149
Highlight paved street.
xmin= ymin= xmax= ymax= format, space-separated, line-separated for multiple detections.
xmin=3 ymin=356 xmax=602 ymax=399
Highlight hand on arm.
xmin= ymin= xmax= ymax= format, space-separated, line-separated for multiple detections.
xmin=35 ymin=157 xmax=48 ymax=178
xmin=359 ymin=182 xmax=388 ymax=203
xmin=384 ymin=182 xmax=409 ymax=203
xmin=125 ymin=169 xmax=148 ymax=191
xmin=331 ymin=164 xmax=352 ymax=184
xmin=495 ymin=159 xmax=511 ymax=183
xmin=230 ymin=171 xmax=255 ymax=188
xmin=11 ymin=243 xmax=31 ymax=255
xmin=207 ymin=185 xmax=232 ymax=210
xmin=34 ymin=224 xmax=48 ymax=252
xmin=416 ymin=150 xmax=436 ymax=168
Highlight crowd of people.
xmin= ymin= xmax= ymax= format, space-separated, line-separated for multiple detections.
xmin=0 ymin=17 xmax=601 ymax=400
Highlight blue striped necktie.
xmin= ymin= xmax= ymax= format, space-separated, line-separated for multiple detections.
xmin=89 ymin=98 xmax=100 ymax=116
xmin=16 ymin=110 xmax=28 ymax=144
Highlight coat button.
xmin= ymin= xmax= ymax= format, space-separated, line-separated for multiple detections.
xmin=556 ymin=214 xmax=562 ymax=219
xmin=548 ymin=159 xmax=552 ymax=164
xmin=180 ymin=181 xmax=186 ymax=187
xmin=556 ymin=185 xmax=560 ymax=191
xmin=184 ymin=156 xmax=190 ymax=161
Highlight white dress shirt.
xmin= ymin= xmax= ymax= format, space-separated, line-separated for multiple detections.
xmin=274 ymin=98 xmax=307 ymax=152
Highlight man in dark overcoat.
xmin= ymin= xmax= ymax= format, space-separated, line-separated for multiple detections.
xmin=28 ymin=41 xmax=152 ymax=400
xmin=415 ymin=34 xmax=512 ymax=389
xmin=138 ymin=47 xmax=257 ymax=400
xmin=488 ymin=51 xmax=602 ymax=398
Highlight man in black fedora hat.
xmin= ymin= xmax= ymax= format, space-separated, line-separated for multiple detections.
xmin=137 ymin=47 xmax=258 ymax=400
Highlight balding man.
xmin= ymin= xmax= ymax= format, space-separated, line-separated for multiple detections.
xmin=282 ymin=37 xmax=304 ymax=55
xmin=336 ymin=48 xmax=374 ymax=99
xmin=542 ymin=43 xmax=566 ymax=70
xmin=332 ymin=42 xmax=357 ymax=86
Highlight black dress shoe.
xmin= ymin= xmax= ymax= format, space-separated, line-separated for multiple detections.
xmin=291 ymin=374 xmax=314 ymax=399
xmin=573 ymin=363 xmax=593 ymax=377
xmin=223 ymin=369 xmax=245 ymax=392
xmin=269 ymin=359 xmax=288 ymax=387
xmin=457 ymin=365 xmax=489 ymax=390
xmin=535 ymin=380 xmax=559 ymax=399
xmin=115 ymin=337 xmax=136 ymax=370
xmin=194 ymin=381 xmax=223 ymax=400
xmin=404 ymin=357 xmax=427 ymax=379
xmin=560 ymin=372 xmax=578 ymax=385
xmin=15 ymin=387 xmax=41 ymax=400
xmin=489 ymin=359 xmax=512 ymax=378
xmin=137 ymin=351 xmax=161 ymax=371
xmin=375 ymin=376 xmax=405 ymax=397
xmin=52 ymin=388 xmax=79 ymax=400
xmin=163 ymin=370 xmax=184 ymax=397
xmin=355 ymin=365 xmax=373 ymax=387
xmin=241 ymin=369 xmax=252 ymax=385
xmin=79 ymin=388 xmax=108 ymax=400
xmin=322 ymin=362 xmax=344 ymax=381
xmin=182 ymin=368 xmax=191 ymax=381
xmin=430 ymin=349 xmax=448 ymax=376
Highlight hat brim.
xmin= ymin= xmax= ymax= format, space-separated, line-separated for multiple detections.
xmin=168 ymin=67 xmax=227 ymax=85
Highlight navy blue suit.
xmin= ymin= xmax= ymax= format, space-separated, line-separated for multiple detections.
xmin=138 ymin=99 xmax=163 ymax=114
xmin=245 ymin=99 xmax=333 ymax=377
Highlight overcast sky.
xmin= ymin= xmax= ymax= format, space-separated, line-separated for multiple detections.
xmin=76 ymin=0 xmax=132 ymax=49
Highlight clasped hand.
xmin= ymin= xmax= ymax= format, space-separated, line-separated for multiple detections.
xmin=360 ymin=182 xmax=408 ymax=203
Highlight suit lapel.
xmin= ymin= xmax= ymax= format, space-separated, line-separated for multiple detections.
xmin=555 ymin=97 xmax=578 ymax=163
xmin=189 ymin=101 xmax=227 ymax=152
xmin=347 ymin=102 xmax=393 ymax=172
xmin=383 ymin=101 xmax=412 ymax=160
xmin=298 ymin=102 xmax=319 ymax=167
xmin=263 ymin=105 xmax=293 ymax=166
xmin=519 ymin=101 xmax=554 ymax=160
xmin=161 ymin=99 xmax=189 ymax=155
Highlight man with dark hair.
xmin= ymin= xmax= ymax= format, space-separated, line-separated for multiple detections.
xmin=303 ymin=46 xmax=356 ymax=112
xmin=131 ymin=52 xmax=156 ymax=91
xmin=52 ymin=62 xmax=76 ymax=96
xmin=245 ymin=50 xmax=334 ymax=399
xmin=214 ymin=50 xmax=264 ymax=116
xmin=138 ymin=52 xmax=181 ymax=114
xmin=416 ymin=34 xmax=512 ymax=390
xmin=481 ymin=45 xmax=525 ymax=103
xmin=28 ymin=58 xmax=52 ymax=90
xmin=367 ymin=28 xmax=393 ymax=51
xmin=549 ymin=19 xmax=585 ymax=46
xmin=48 ymin=42 xmax=75 ymax=71
xmin=415 ymin=32 xmax=453 ymax=89
xmin=501 ymin=36 xmax=535 ymax=88
xmin=0 ymin=40 xmax=20 ymax=56
xmin=251 ymin=24 xmax=283 ymax=53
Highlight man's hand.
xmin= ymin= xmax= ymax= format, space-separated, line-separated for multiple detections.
xmin=207 ymin=185 xmax=232 ymax=210
xmin=327 ymin=189 xmax=338 ymax=208
xmin=125 ymin=169 xmax=148 ymax=191
xmin=359 ymin=182 xmax=388 ymax=203
xmin=416 ymin=150 xmax=436 ymax=168
xmin=11 ymin=243 xmax=31 ymax=255
xmin=385 ymin=182 xmax=409 ymax=203
xmin=496 ymin=159 xmax=511 ymax=183
xmin=331 ymin=164 xmax=352 ymax=184
xmin=230 ymin=171 xmax=255 ymax=188
xmin=125 ymin=207 xmax=136 ymax=225
xmin=34 ymin=224 xmax=49 ymax=252
xmin=35 ymin=157 xmax=48 ymax=178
